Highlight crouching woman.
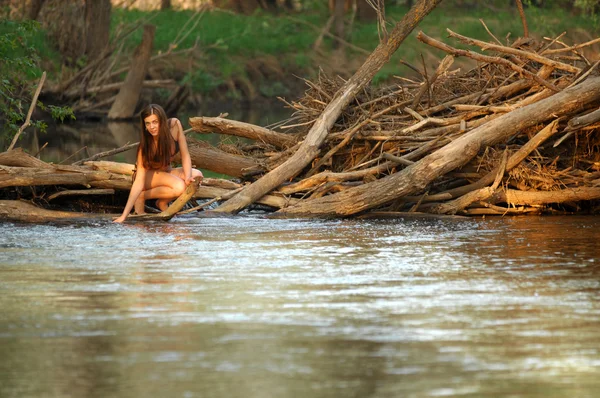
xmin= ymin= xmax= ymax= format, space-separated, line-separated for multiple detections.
xmin=113 ymin=104 xmax=203 ymax=223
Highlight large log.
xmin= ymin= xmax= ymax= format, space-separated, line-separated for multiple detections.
xmin=0 ymin=200 xmax=114 ymax=223
xmin=212 ymin=0 xmax=444 ymax=214
xmin=0 ymin=166 xmax=131 ymax=190
xmin=194 ymin=185 xmax=296 ymax=209
xmin=188 ymin=117 xmax=295 ymax=149
xmin=108 ymin=24 xmax=155 ymax=119
xmin=492 ymin=188 xmax=600 ymax=207
xmin=173 ymin=138 xmax=263 ymax=178
xmin=279 ymin=77 xmax=600 ymax=216
xmin=0 ymin=148 xmax=53 ymax=169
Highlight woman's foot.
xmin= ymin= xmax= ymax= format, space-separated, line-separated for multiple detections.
xmin=156 ymin=199 xmax=170 ymax=212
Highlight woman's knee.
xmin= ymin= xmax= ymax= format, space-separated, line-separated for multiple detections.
xmin=174 ymin=179 xmax=186 ymax=196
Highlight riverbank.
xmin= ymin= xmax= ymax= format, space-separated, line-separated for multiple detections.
xmin=31 ymin=3 xmax=600 ymax=108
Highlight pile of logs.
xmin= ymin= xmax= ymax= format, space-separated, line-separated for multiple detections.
xmin=2 ymin=8 xmax=600 ymax=221
xmin=191 ymin=29 xmax=600 ymax=217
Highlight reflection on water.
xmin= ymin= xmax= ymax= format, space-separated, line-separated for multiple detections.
xmin=1 ymin=215 xmax=599 ymax=397
xmin=16 ymin=105 xmax=292 ymax=165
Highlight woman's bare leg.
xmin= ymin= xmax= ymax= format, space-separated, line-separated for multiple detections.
xmin=140 ymin=170 xmax=186 ymax=211
xmin=134 ymin=191 xmax=146 ymax=214
xmin=155 ymin=168 xmax=203 ymax=210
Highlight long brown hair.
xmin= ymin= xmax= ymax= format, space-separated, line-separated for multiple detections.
xmin=138 ymin=104 xmax=173 ymax=170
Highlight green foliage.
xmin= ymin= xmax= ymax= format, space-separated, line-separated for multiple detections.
xmin=575 ymin=0 xmax=600 ymax=14
xmin=183 ymin=70 xmax=224 ymax=94
xmin=0 ymin=18 xmax=74 ymax=146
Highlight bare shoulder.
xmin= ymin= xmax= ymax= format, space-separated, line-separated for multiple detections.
xmin=168 ymin=117 xmax=182 ymax=140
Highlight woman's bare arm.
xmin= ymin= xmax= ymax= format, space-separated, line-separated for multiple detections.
xmin=114 ymin=150 xmax=146 ymax=223
xmin=171 ymin=118 xmax=194 ymax=184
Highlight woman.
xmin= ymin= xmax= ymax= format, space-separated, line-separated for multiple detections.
xmin=114 ymin=104 xmax=203 ymax=223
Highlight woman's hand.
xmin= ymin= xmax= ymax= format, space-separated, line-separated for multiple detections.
xmin=185 ymin=176 xmax=201 ymax=186
xmin=184 ymin=176 xmax=194 ymax=186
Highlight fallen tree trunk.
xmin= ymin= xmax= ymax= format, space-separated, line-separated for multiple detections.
xmin=211 ymin=0 xmax=444 ymax=214
xmin=0 ymin=148 xmax=54 ymax=169
xmin=173 ymin=138 xmax=263 ymax=178
xmin=492 ymin=187 xmax=600 ymax=207
xmin=278 ymin=76 xmax=600 ymax=216
xmin=108 ymin=24 xmax=156 ymax=120
xmin=194 ymin=185 xmax=296 ymax=209
xmin=0 ymin=200 xmax=114 ymax=223
xmin=189 ymin=117 xmax=296 ymax=149
xmin=0 ymin=166 xmax=131 ymax=190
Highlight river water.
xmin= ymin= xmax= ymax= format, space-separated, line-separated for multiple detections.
xmin=1 ymin=214 xmax=599 ymax=397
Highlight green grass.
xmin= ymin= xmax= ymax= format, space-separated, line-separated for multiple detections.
xmin=10 ymin=4 xmax=600 ymax=101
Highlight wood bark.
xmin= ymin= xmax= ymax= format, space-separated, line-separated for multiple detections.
xmin=0 ymin=148 xmax=54 ymax=169
xmin=212 ymin=0 xmax=445 ymax=214
xmin=492 ymin=187 xmax=600 ymax=207
xmin=194 ymin=186 xmax=296 ymax=209
xmin=172 ymin=138 xmax=263 ymax=178
xmin=47 ymin=189 xmax=115 ymax=201
xmin=188 ymin=117 xmax=295 ymax=149
xmin=333 ymin=0 xmax=346 ymax=49
xmin=279 ymin=76 xmax=600 ymax=217
xmin=85 ymin=0 xmax=111 ymax=60
xmin=0 ymin=200 xmax=113 ymax=223
xmin=0 ymin=166 xmax=131 ymax=190
xmin=108 ymin=24 xmax=155 ymax=120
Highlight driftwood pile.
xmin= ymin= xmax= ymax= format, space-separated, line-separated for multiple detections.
xmin=2 ymin=17 xmax=600 ymax=222
xmin=192 ymin=29 xmax=600 ymax=217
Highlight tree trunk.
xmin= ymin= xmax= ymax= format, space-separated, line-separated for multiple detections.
xmin=333 ymin=0 xmax=346 ymax=49
xmin=0 ymin=200 xmax=113 ymax=223
xmin=211 ymin=0 xmax=445 ymax=214
xmin=108 ymin=24 xmax=155 ymax=120
xmin=37 ymin=0 xmax=86 ymax=63
xmin=85 ymin=0 xmax=111 ymax=60
xmin=279 ymin=76 xmax=600 ymax=217
xmin=28 ymin=0 xmax=45 ymax=19
xmin=0 ymin=165 xmax=131 ymax=190
xmin=172 ymin=138 xmax=263 ymax=179
xmin=356 ymin=0 xmax=378 ymax=21
xmin=188 ymin=116 xmax=295 ymax=149
xmin=213 ymin=0 xmax=260 ymax=14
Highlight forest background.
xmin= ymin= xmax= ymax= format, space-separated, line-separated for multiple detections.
xmin=1 ymin=0 xmax=600 ymax=144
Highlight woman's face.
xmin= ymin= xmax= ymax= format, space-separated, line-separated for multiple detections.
xmin=144 ymin=114 xmax=160 ymax=137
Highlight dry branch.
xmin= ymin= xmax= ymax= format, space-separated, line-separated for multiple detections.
xmin=212 ymin=0 xmax=445 ymax=214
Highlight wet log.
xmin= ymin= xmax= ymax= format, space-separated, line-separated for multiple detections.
xmin=0 ymin=200 xmax=113 ymax=223
xmin=188 ymin=117 xmax=295 ymax=149
xmin=108 ymin=24 xmax=156 ymax=120
xmin=279 ymin=76 xmax=600 ymax=217
xmin=212 ymin=0 xmax=444 ymax=214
